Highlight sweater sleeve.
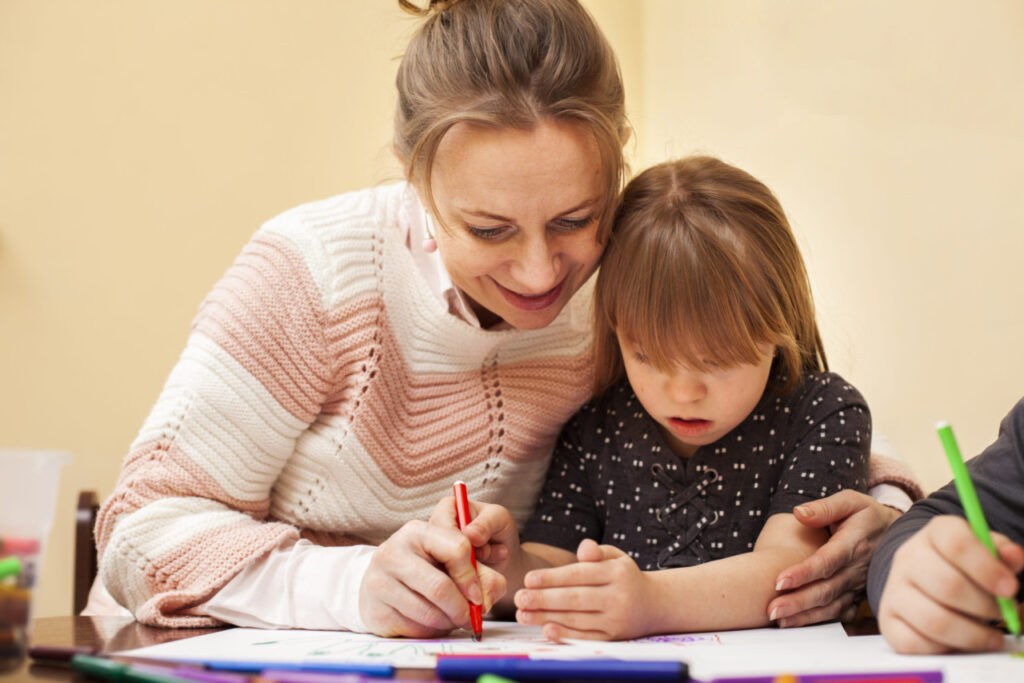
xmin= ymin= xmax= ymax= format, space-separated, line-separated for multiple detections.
xmin=866 ymin=453 xmax=924 ymax=503
xmin=95 ymin=227 xmax=340 ymax=627
xmin=203 ymin=539 xmax=373 ymax=632
xmin=867 ymin=397 xmax=1024 ymax=612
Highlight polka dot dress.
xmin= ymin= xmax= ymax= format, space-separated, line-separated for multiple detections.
xmin=522 ymin=370 xmax=870 ymax=570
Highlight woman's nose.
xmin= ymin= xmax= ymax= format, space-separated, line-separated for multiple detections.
xmin=509 ymin=236 xmax=559 ymax=293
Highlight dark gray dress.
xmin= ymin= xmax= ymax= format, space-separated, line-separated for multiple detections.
xmin=522 ymin=369 xmax=871 ymax=570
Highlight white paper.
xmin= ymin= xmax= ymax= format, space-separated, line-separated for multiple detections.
xmin=119 ymin=621 xmax=585 ymax=669
xmin=117 ymin=621 xmax=1024 ymax=681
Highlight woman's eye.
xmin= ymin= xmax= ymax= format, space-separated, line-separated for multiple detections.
xmin=551 ymin=215 xmax=596 ymax=232
xmin=468 ymin=226 xmax=509 ymax=241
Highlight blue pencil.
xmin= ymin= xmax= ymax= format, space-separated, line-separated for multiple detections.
xmin=435 ymin=657 xmax=688 ymax=681
xmin=204 ymin=660 xmax=393 ymax=677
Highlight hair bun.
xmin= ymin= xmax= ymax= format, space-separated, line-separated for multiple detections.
xmin=398 ymin=0 xmax=465 ymax=17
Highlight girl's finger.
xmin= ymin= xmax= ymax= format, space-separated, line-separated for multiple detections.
xmin=515 ymin=585 xmax=603 ymax=613
xmin=541 ymin=621 xmax=609 ymax=643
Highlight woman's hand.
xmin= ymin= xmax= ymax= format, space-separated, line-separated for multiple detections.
xmin=768 ymin=490 xmax=902 ymax=627
xmin=358 ymin=501 xmax=512 ymax=638
xmin=878 ymin=516 xmax=1024 ymax=653
xmin=429 ymin=496 xmax=523 ymax=576
xmin=514 ymin=539 xmax=656 ymax=641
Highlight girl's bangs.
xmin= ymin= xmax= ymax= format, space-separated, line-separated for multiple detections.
xmin=607 ymin=217 xmax=779 ymax=373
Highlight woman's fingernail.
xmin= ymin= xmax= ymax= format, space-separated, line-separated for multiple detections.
xmin=776 ymin=577 xmax=792 ymax=591
xmin=769 ymin=607 xmax=779 ymax=621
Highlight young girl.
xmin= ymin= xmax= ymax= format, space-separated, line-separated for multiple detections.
xmin=447 ymin=155 xmax=872 ymax=641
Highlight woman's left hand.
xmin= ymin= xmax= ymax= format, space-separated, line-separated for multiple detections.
xmin=768 ymin=489 xmax=902 ymax=627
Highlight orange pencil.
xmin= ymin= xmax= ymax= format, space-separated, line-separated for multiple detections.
xmin=452 ymin=480 xmax=484 ymax=642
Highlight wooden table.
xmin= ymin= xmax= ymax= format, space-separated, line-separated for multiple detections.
xmin=9 ymin=616 xmax=438 ymax=680
xmin=9 ymin=615 xmax=880 ymax=681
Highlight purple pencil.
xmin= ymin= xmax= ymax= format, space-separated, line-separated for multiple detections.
xmin=258 ymin=671 xmax=370 ymax=683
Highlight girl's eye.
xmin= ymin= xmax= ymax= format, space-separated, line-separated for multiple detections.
xmin=551 ymin=215 xmax=596 ymax=232
xmin=468 ymin=225 xmax=510 ymax=241
xmin=633 ymin=350 xmax=649 ymax=364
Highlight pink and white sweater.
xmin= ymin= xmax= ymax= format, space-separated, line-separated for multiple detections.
xmin=95 ymin=182 xmax=597 ymax=628
xmin=95 ymin=181 xmax=922 ymax=630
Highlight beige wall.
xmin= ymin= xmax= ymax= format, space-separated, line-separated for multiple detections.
xmin=1 ymin=1 xmax=1021 ymax=618
xmin=637 ymin=0 xmax=1024 ymax=492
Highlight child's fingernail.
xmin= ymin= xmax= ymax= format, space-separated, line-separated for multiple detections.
xmin=996 ymin=578 xmax=1016 ymax=597
xmin=468 ymin=584 xmax=482 ymax=604
xmin=795 ymin=505 xmax=812 ymax=518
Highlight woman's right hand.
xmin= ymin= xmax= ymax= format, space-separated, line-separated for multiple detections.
xmin=357 ymin=498 xmax=519 ymax=637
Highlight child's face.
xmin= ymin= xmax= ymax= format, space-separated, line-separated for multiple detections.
xmin=617 ymin=333 xmax=775 ymax=459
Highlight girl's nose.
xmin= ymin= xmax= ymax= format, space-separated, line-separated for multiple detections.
xmin=667 ymin=371 xmax=707 ymax=404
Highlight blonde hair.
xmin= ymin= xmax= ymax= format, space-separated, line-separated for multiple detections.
xmin=593 ymin=156 xmax=827 ymax=395
xmin=395 ymin=0 xmax=629 ymax=240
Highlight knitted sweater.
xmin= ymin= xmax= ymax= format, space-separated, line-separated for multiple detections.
xmin=95 ymin=182 xmax=922 ymax=629
xmin=95 ymin=182 xmax=596 ymax=627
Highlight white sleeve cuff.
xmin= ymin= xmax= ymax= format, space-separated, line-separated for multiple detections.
xmin=203 ymin=539 xmax=375 ymax=632
xmin=869 ymin=483 xmax=913 ymax=513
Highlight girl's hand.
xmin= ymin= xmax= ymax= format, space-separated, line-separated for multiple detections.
xmin=877 ymin=516 xmax=1024 ymax=653
xmin=769 ymin=490 xmax=900 ymax=627
xmin=514 ymin=539 xmax=656 ymax=641
xmin=358 ymin=516 xmax=507 ymax=638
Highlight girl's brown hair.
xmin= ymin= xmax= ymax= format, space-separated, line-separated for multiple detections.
xmin=395 ymin=0 xmax=629 ymax=240
xmin=593 ymin=156 xmax=827 ymax=395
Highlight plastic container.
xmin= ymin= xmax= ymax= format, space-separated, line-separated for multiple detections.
xmin=0 ymin=449 xmax=70 ymax=671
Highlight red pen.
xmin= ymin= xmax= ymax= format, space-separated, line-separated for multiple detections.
xmin=453 ymin=480 xmax=484 ymax=642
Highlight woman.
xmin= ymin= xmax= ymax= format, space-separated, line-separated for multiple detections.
xmin=94 ymin=0 xmax=916 ymax=638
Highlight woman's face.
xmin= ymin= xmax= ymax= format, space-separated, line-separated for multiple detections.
xmin=427 ymin=119 xmax=606 ymax=330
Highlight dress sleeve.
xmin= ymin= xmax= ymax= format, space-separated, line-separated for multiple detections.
xmin=767 ymin=375 xmax=872 ymax=516
xmin=521 ymin=407 xmax=603 ymax=552
xmin=95 ymin=227 xmax=341 ymax=627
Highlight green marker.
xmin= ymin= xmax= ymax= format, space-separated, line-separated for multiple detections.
xmin=477 ymin=675 xmax=518 ymax=683
xmin=937 ymin=421 xmax=1022 ymax=639
xmin=70 ymin=654 xmax=192 ymax=683
xmin=0 ymin=556 xmax=21 ymax=580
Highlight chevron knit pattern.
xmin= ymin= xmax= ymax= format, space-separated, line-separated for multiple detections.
xmin=94 ymin=183 xmax=596 ymax=627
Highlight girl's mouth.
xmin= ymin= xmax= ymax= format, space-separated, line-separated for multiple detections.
xmin=668 ymin=417 xmax=712 ymax=437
